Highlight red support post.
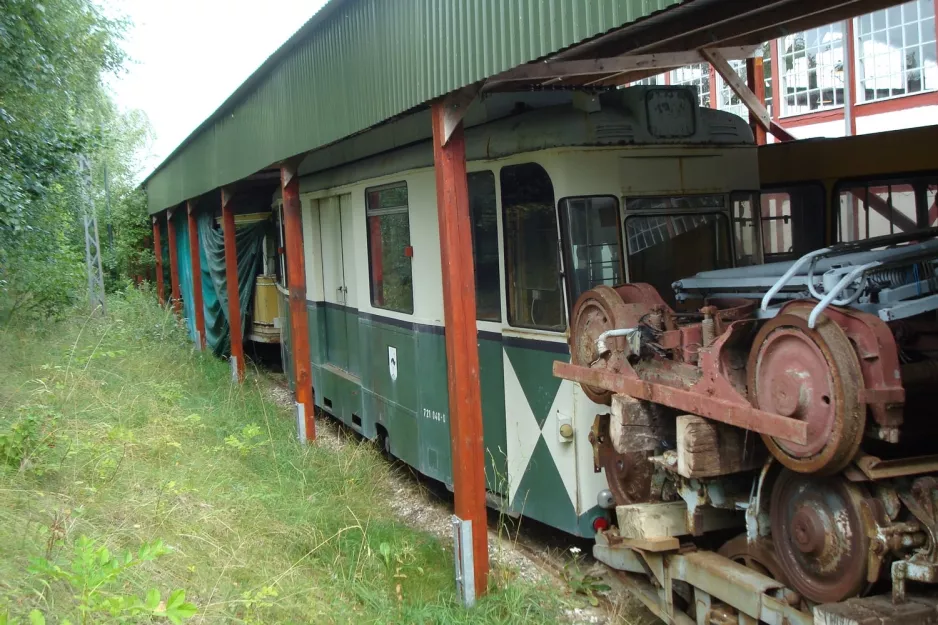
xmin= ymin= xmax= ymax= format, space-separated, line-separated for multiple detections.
xmin=769 ymin=39 xmax=784 ymax=137
xmin=221 ymin=189 xmax=246 ymax=382
xmin=746 ymin=56 xmax=768 ymax=145
xmin=152 ymin=215 xmax=165 ymax=306
xmin=186 ymin=200 xmax=207 ymax=350
xmin=431 ymin=100 xmax=489 ymax=596
xmin=281 ymin=163 xmax=316 ymax=442
xmin=845 ymin=18 xmax=858 ymax=137
xmin=166 ymin=207 xmax=182 ymax=315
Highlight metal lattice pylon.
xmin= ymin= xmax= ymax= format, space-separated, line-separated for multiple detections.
xmin=79 ymin=154 xmax=106 ymax=315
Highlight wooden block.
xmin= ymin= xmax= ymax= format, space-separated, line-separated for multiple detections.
xmin=617 ymin=501 xmax=742 ymax=540
xmin=676 ymin=415 xmax=764 ymax=479
xmin=620 ymin=536 xmax=680 ymax=552
xmin=610 ymin=394 xmax=673 ymax=453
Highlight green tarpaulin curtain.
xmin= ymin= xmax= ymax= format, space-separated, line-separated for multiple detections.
xmin=172 ymin=210 xmax=197 ymax=342
xmin=196 ymin=212 xmax=270 ymax=357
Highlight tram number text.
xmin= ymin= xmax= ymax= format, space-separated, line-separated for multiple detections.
xmin=422 ymin=408 xmax=446 ymax=423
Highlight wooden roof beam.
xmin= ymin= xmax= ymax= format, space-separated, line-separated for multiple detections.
xmin=483 ymin=46 xmax=758 ymax=91
xmin=701 ymin=48 xmax=795 ymax=142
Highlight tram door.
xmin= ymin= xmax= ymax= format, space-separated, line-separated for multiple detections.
xmin=319 ymin=194 xmax=359 ymax=376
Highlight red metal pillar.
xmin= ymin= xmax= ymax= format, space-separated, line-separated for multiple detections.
xmin=221 ymin=188 xmax=245 ymax=382
xmin=431 ymin=100 xmax=489 ymax=596
xmin=186 ymin=200 xmax=207 ymax=350
xmin=281 ymin=163 xmax=315 ymax=442
xmin=152 ymin=215 xmax=165 ymax=306
xmin=746 ymin=56 xmax=768 ymax=145
xmin=845 ymin=18 xmax=858 ymax=137
xmin=166 ymin=207 xmax=182 ymax=315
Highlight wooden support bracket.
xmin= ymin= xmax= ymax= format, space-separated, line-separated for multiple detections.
xmin=701 ymin=47 xmax=795 ymax=143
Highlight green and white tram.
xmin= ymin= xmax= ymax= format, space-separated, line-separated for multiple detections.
xmin=274 ymin=86 xmax=758 ymax=536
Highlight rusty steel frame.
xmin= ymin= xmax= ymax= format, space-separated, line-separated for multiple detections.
xmin=553 ymin=361 xmax=808 ymax=445
xmin=152 ymin=215 xmax=165 ymax=306
xmin=166 ymin=207 xmax=182 ymax=315
xmin=281 ymin=162 xmax=316 ymax=442
xmin=186 ymin=200 xmax=207 ymax=351
xmin=432 ymin=98 xmax=489 ymax=596
xmin=594 ymin=531 xmax=813 ymax=625
xmin=221 ymin=188 xmax=245 ymax=383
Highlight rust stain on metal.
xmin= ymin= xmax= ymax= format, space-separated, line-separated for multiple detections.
xmin=554 ymin=360 xmax=808 ymax=445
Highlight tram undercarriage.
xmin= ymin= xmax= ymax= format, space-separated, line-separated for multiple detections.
xmin=556 ymin=229 xmax=938 ymax=624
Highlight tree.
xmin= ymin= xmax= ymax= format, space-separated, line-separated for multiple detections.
xmin=0 ymin=0 xmax=148 ymax=323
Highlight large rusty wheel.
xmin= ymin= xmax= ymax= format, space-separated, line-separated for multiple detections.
xmin=747 ymin=306 xmax=865 ymax=475
xmin=600 ymin=451 xmax=654 ymax=505
xmin=718 ymin=534 xmax=789 ymax=584
xmin=718 ymin=534 xmax=805 ymax=609
xmin=570 ymin=285 xmax=632 ymax=405
xmin=770 ymin=470 xmax=870 ymax=604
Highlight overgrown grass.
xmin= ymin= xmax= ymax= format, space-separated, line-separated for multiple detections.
xmin=0 ymin=287 xmax=570 ymax=624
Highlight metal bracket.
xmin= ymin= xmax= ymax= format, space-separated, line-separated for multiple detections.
xmin=279 ymin=156 xmax=305 ymax=188
xmin=296 ymin=402 xmax=307 ymax=443
xmin=229 ymin=355 xmax=239 ymax=382
xmin=451 ymin=515 xmax=475 ymax=608
xmin=195 ymin=330 xmax=203 ymax=352
xmin=220 ymin=186 xmax=236 ymax=210
xmin=441 ymin=84 xmax=481 ymax=147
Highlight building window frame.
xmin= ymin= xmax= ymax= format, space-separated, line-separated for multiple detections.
xmin=777 ymin=23 xmax=847 ymax=117
xmin=669 ymin=63 xmax=713 ymax=108
xmin=855 ymin=0 xmax=938 ymax=105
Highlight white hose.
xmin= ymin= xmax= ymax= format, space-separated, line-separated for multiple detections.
xmin=761 ymin=247 xmax=832 ymax=311
xmin=807 ymin=261 xmax=881 ymax=328
xmin=595 ymin=328 xmax=639 ymax=357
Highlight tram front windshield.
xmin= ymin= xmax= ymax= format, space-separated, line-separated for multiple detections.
xmin=625 ymin=196 xmax=732 ymax=306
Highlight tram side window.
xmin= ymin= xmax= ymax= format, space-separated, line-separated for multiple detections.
xmin=365 ymin=182 xmax=413 ymax=314
xmin=469 ymin=171 xmax=500 ymax=321
xmin=560 ymin=196 xmax=622 ymax=305
xmin=837 ymin=182 xmax=920 ymax=242
xmin=760 ymin=185 xmax=825 ymax=259
xmin=501 ymin=163 xmax=565 ymax=331
xmin=624 ymin=196 xmax=731 ymax=305
xmin=731 ymin=192 xmax=760 ymax=267
xmin=929 ymin=183 xmax=938 ymax=227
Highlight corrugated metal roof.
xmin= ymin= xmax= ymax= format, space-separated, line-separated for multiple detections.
xmin=145 ymin=0 xmax=687 ymax=213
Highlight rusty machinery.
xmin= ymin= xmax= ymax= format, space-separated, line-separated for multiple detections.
xmin=557 ymin=229 xmax=938 ymax=624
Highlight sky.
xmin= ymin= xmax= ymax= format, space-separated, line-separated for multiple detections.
xmin=104 ymin=0 xmax=329 ymax=180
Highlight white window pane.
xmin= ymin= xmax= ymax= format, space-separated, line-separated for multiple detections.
xmin=857 ymin=1 xmax=937 ymax=103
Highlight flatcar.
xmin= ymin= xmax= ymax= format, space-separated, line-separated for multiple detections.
xmin=560 ymin=126 xmax=938 ymax=624
xmin=273 ymin=86 xmax=758 ymax=538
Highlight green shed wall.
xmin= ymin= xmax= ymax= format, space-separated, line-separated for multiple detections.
xmin=145 ymin=0 xmax=684 ymax=213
